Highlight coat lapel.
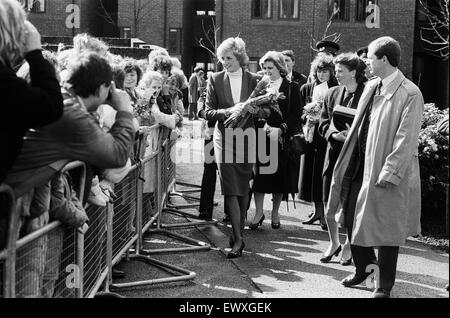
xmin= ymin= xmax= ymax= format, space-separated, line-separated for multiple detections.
xmin=382 ymin=70 xmax=405 ymax=101
xmin=240 ymin=69 xmax=250 ymax=102
xmin=223 ymin=72 xmax=234 ymax=106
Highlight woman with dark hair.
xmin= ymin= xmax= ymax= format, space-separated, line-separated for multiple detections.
xmin=205 ymin=37 xmax=260 ymax=258
xmin=298 ymin=54 xmax=338 ymax=229
xmin=122 ymin=59 xmax=143 ymax=107
xmin=318 ymin=52 xmax=368 ymax=265
xmin=250 ymin=51 xmax=302 ymax=230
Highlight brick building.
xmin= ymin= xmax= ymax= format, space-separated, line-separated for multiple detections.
xmin=215 ymin=0 xmax=416 ymax=78
xmin=23 ymin=0 xmax=104 ymax=37
xmin=22 ymin=0 xmax=447 ymax=107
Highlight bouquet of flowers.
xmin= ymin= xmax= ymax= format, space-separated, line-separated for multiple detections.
xmin=133 ymin=95 xmax=156 ymax=126
xmin=224 ymin=76 xmax=284 ymax=129
xmin=302 ymin=100 xmax=323 ymax=143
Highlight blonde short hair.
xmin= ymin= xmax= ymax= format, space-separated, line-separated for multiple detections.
xmin=139 ymin=70 xmax=163 ymax=89
xmin=0 ymin=0 xmax=27 ymax=67
xmin=259 ymin=51 xmax=288 ymax=77
xmin=216 ymin=37 xmax=249 ymax=67
xmin=73 ymin=33 xmax=109 ymax=57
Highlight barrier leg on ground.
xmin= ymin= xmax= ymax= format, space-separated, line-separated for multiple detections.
xmin=109 ymin=131 xmax=197 ymax=289
xmin=142 ymin=139 xmax=214 ymax=254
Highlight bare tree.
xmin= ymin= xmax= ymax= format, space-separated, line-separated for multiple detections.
xmin=97 ymin=0 xmax=157 ymax=38
xmin=309 ymin=3 xmax=342 ymax=53
xmin=419 ymin=0 xmax=449 ymax=60
xmin=196 ymin=17 xmax=220 ymax=59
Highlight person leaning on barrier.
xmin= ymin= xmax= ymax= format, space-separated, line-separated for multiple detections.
xmin=4 ymin=51 xmax=136 ymax=198
xmin=0 ymin=0 xmax=64 ymax=183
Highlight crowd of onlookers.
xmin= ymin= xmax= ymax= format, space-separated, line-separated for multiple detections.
xmin=0 ymin=0 xmax=190 ymax=297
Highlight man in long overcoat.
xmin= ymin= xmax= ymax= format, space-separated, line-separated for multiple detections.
xmin=188 ymin=66 xmax=205 ymax=120
xmin=326 ymin=37 xmax=424 ymax=298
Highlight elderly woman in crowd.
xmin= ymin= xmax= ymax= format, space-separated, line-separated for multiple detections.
xmin=0 ymin=0 xmax=64 ymax=183
xmin=298 ymin=53 xmax=338 ymax=229
xmin=204 ymin=37 xmax=260 ymax=258
xmin=250 ymin=51 xmax=302 ymax=230
xmin=318 ymin=53 xmax=368 ymax=265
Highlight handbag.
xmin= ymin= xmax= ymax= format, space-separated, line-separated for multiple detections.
xmin=284 ymin=82 xmax=308 ymax=156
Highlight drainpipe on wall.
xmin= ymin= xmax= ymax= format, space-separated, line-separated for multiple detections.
xmin=163 ymin=0 xmax=168 ymax=48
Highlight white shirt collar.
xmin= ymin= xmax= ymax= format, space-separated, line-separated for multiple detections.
xmin=381 ymin=69 xmax=399 ymax=92
xmin=226 ymin=67 xmax=243 ymax=77
xmin=287 ymin=72 xmax=293 ymax=81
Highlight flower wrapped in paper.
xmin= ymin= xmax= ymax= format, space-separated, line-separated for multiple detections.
xmin=302 ymin=100 xmax=323 ymax=143
xmin=224 ymin=76 xmax=285 ymax=129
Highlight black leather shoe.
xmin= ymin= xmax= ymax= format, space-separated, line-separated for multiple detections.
xmin=320 ymin=245 xmax=342 ymax=263
xmin=223 ymin=214 xmax=231 ymax=222
xmin=341 ymin=273 xmax=370 ymax=287
xmin=227 ymin=241 xmax=245 ymax=259
xmin=271 ymin=221 xmax=281 ymax=229
xmin=373 ymin=288 xmax=391 ymax=298
xmin=249 ymin=215 xmax=265 ymax=230
xmin=112 ymin=268 xmax=126 ymax=279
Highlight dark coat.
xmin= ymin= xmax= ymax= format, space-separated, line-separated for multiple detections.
xmin=297 ymin=79 xmax=338 ymax=202
xmin=291 ymin=71 xmax=308 ymax=89
xmin=318 ymin=83 xmax=365 ymax=177
xmin=253 ymin=78 xmax=302 ymax=196
xmin=0 ymin=50 xmax=64 ymax=183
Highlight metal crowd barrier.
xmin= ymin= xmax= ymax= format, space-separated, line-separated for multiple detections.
xmin=0 ymin=124 xmax=217 ymax=297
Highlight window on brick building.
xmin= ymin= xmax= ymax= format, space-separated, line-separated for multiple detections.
xmin=279 ymin=0 xmax=299 ymax=20
xmin=19 ymin=0 xmax=45 ymax=13
xmin=252 ymin=0 xmax=272 ymax=19
xmin=122 ymin=27 xmax=132 ymax=39
xmin=168 ymin=28 xmax=182 ymax=55
xmin=248 ymin=60 xmax=259 ymax=73
xmin=355 ymin=0 xmax=379 ymax=22
xmin=328 ymin=0 xmax=349 ymax=21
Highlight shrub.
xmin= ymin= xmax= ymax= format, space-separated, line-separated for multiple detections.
xmin=418 ymin=103 xmax=449 ymax=230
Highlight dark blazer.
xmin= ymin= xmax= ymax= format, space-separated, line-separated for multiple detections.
xmin=318 ymin=83 xmax=365 ymax=177
xmin=0 ymin=50 xmax=64 ymax=183
xmin=204 ymin=69 xmax=260 ymax=127
xmin=291 ymin=71 xmax=308 ymax=89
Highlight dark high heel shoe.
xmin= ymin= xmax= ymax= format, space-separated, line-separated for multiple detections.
xmin=249 ymin=215 xmax=265 ymax=230
xmin=302 ymin=214 xmax=321 ymax=225
xmin=340 ymin=257 xmax=352 ymax=266
xmin=227 ymin=241 xmax=245 ymax=259
xmin=320 ymin=245 xmax=342 ymax=263
xmin=271 ymin=221 xmax=281 ymax=229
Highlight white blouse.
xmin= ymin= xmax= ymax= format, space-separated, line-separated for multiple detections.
xmin=227 ymin=68 xmax=243 ymax=105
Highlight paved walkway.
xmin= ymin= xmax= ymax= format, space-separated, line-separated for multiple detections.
xmin=115 ymin=119 xmax=449 ymax=298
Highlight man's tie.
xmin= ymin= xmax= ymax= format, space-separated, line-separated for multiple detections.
xmin=376 ymin=80 xmax=383 ymax=95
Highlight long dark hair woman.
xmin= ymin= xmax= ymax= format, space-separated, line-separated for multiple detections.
xmin=298 ymin=53 xmax=338 ymax=229
xmin=250 ymin=51 xmax=302 ymax=230
xmin=318 ymin=52 xmax=368 ymax=265
xmin=204 ymin=37 xmax=260 ymax=258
